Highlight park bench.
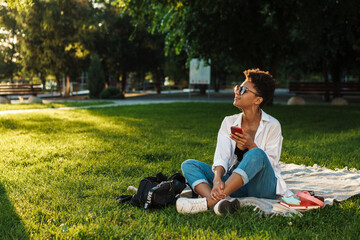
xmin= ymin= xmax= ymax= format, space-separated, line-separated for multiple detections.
xmin=0 ymin=84 xmax=42 ymax=98
xmin=289 ymin=82 xmax=360 ymax=101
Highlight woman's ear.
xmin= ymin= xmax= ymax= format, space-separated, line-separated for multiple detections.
xmin=255 ymin=96 xmax=263 ymax=106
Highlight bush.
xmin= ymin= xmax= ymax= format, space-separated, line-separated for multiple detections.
xmin=99 ymin=86 xmax=124 ymax=99
xmin=87 ymin=53 xmax=105 ymax=98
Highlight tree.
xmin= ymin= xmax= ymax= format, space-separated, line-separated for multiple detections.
xmin=87 ymin=53 xmax=105 ymax=98
xmin=286 ymin=0 xmax=360 ymax=98
xmin=6 ymin=0 xmax=192 ymax=95
xmin=133 ymin=30 xmax=166 ymax=94
xmin=19 ymin=0 xmax=91 ymax=96
xmin=9 ymin=0 xmax=360 ymax=98
xmin=119 ymin=0 xmax=300 ymax=93
xmin=85 ymin=2 xmax=168 ymax=93
xmin=85 ymin=3 xmax=138 ymax=92
xmin=121 ymin=0 xmax=360 ymax=95
xmin=163 ymin=51 xmax=188 ymax=86
xmin=0 ymin=4 xmax=20 ymax=81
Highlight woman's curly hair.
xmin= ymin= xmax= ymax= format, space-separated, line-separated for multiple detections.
xmin=243 ymin=68 xmax=275 ymax=108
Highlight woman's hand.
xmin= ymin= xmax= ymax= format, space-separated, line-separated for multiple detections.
xmin=211 ymin=180 xmax=227 ymax=201
xmin=230 ymin=131 xmax=257 ymax=150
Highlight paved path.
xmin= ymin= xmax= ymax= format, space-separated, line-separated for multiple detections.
xmin=1 ymin=89 xmax=359 ymax=115
xmin=0 ymin=99 xmax=229 ymax=115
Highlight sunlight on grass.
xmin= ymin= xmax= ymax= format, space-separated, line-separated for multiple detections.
xmin=0 ymin=103 xmax=359 ymax=238
xmin=0 ymin=101 xmax=114 ymax=111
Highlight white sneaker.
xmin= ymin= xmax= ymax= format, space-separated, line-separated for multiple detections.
xmin=176 ymin=198 xmax=208 ymax=214
xmin=214 ymin=198 xmax=240 ymax=215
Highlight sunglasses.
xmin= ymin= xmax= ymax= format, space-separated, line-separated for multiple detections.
xmin=235 ymin=85 xmax=260 ymax=96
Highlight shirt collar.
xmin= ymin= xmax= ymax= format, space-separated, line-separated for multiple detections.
xmin=232 ymin=109 xmax=270 ymax=127
xmin=261 ymin=110 xmax=271 ymax=122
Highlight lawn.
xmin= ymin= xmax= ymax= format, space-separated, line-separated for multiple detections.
xmin=0 ymin=100 xmax=113 ymax=111
xmin=0 ymin=103 xmax=359 ymax=239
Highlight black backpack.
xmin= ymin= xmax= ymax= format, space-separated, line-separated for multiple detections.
xmin=117 ymin=173 xmax=186 ymax=209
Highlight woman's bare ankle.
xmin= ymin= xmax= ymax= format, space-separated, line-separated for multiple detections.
xmin=206 ymin=197 xmax=218 ymax=208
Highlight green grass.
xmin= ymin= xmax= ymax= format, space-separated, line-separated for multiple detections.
xmin=0 ymin=103 xmax=359 ymax=239
xmin=0 ymin=101 xmax=113 ymax=111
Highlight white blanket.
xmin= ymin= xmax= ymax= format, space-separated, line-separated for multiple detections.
xmin=237 ymin=162 xmax=360 ymax=216
xmin=281 ymin=162 xmax=360 ymax=204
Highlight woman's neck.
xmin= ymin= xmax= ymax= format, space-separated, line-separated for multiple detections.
xmin=242 ymin=108 xmax=261 ymax=125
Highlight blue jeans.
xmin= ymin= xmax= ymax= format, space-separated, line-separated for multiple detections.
xmin=181 ymin=148 xmax=277 ymax=199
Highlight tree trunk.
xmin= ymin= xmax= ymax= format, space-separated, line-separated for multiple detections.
xmin=331 ymin=64 xmax=341 ymax=98
xmin=121 ymin=71 xmax=127 ymax=93
xmin=116 ymin=72 xmax=120 ymax=89
xmin=139 ymin=71 xmax=145 ymax=90
xmin=322 ymin=60 xmax=330 ymax=101
xmin=104 ymin=71 xmax=109 ymax=88
xmin=199 ymin=85 xmax=206 ymax=95
xmin=269 ymin=59 xmax=278 ymax=80
xmin=154 ymin=67 xmax=164 ymax=94
xmin=40 ymin=74 xmax=46 ymax=90
xmin=213 ymin=67 xmax=220 ymax=93
xmin=64 ymin=75 xmax=70 ymax=97
xmin=55 ymin=76 xmax=62 ymax=97
xmin=214 ymin=76 xmax=220 ymax=92
xmin=264 ymin=57 xmax=277 ymax=107
xmin=9 ymin=34 xmax=16 ymax=82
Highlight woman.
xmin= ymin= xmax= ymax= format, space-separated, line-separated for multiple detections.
xmin=176 ymin=68 xmax=292 ymax=215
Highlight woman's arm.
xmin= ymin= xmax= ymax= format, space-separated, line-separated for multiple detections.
xmin=213 ymin=166 xmax=225 ymax=185
xmin=211 ymin=166 xmax=227 ymax=200
xmin=212 ymin=117 xmax=236 ymax=175
xmin=211 ymin=116 xmax=241 ymax=200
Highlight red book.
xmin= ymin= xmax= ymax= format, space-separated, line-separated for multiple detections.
xmin=278 ymin=201 xmax=321 ymax=210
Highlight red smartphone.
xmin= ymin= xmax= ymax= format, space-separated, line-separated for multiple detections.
xmin=231 ymin=126 xmax=243 ymax=135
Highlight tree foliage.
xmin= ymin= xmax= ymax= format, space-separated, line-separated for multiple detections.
xmin=291 ymin=0 xmax=360 ymax=82
xmin=87 ymin=53 xmax=105 ymax=98
xmin=16 ymin=0 xmax=91 ymax=95
xmin=2 ymin=0 xmax=359 ymax=95
xmin=0 ymin=4 xmax=20 ymax=80
xmin=119 ymin=0 xmax=360 ymax=84
xmin=19 ymin=0 xmax=91 ymax=74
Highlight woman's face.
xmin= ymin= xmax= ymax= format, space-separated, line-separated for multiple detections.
xmin=233 ymin=80 xmax=261 ymax=109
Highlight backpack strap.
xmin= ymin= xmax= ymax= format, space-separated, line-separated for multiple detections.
xmin=116 ymin=195 xmax=133 ymax=204
xmin=183 ymin=182 xmax=199 ymax=198
xmin=155 ymin=172 xmax=168 ymax=182
xmin=168 ymin=173 xmax=185 ymax=184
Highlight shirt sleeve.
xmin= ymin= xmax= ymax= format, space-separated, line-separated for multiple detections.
xmin=212 ymin=117 xmax=234 ymax=175
xmin=263 ymin=121 xmax=283 ymax=169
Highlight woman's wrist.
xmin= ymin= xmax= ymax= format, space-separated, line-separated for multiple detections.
xmin=213 ymin=179 xmax=222 ymax=184
xmin=248 ymin=143 xmax=258 ymax=150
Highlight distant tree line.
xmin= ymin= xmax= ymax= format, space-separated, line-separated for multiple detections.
xmin=120 ymin=0 xmax=360 ymax=90
xmin=1 ymin=0 xmax=360 ymax=96
xmin=1 ymin=0 xmax=187 ymax=96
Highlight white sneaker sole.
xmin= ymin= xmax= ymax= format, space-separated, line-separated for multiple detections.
xmin=176 ymin=198 xmax=208 ymax=214
xmin=214 ymin=198 xmax=240 ymax=215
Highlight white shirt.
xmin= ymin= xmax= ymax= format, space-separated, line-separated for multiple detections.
xmin=212 ymin=110 xmax=291 ymax=196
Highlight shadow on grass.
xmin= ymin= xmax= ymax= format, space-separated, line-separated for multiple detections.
xmin=0 ymin=184 xmax=28 ymax=239
xmin=266 ymin=105 xmax=360 ymax=136
xmin=1 ymin=103 xmax=359 ymax=171
xmin=2 ymin=103 xmax=359 ymax=138
xmin=85 ymin=103 xmax=360 ymax=136
xmin=73 ymin=103 xmax=360 ymax=170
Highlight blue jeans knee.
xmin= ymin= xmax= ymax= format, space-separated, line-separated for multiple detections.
xmin=181 ymin=159 xmax=214 ymax=190
xmin=232 ymin=148 xmax=277 ymax=199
